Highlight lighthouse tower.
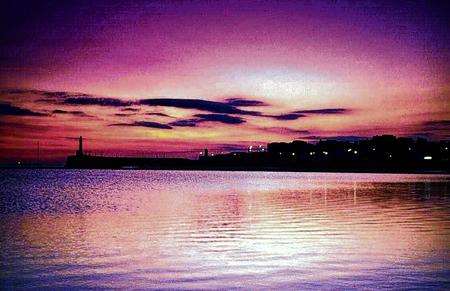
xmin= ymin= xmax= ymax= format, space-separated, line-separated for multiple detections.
xmin=76 ymin=136 xmax=84 ymax=156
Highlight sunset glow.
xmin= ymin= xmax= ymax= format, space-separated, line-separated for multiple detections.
xmin=1 ymin=1 xmax=448 ymax=164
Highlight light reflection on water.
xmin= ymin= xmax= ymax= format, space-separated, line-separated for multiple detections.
xmin=0 ymin=170 xmax=449 ymax=289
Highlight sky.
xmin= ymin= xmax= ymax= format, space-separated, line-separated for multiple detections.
xmin=0 ymin=0 xmax=449 ymax=164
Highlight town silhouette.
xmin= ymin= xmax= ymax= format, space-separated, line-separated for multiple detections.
xmin=66 ymin=135 xmax=449 ymax=173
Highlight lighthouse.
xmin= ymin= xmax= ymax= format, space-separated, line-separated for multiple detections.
xmin=76 ymin=136 xmax=84 ymax=156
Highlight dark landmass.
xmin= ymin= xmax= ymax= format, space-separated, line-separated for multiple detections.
xmin=64 ymin=135 xmax=449 ymax=173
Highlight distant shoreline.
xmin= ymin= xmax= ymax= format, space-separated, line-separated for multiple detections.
xmin=4 ymin=135 xmax=448 ymax=174
xmin=1 ymin=166 xmax=448 ymax=175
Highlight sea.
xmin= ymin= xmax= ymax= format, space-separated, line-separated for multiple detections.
xmin=1 ymin=169 xmax=449 ymax=289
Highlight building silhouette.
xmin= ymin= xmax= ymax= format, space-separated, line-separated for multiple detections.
xmin=66 ymin=135 xmax=449 ymax=172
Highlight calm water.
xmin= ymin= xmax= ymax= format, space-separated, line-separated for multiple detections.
xmin=0 ymin=170 xmax=449 ymax=289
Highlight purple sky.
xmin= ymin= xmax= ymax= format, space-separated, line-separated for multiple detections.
xmin=0 ymin=0 xmax=449 ymax=164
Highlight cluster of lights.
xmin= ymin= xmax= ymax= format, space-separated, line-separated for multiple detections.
xmin=200 ymin=143 xmax=446 ymax=162
xmin=278 ymin=152 xmax=298 ymax=157
xmin=248 ymin=145 xmax=266 ymax=153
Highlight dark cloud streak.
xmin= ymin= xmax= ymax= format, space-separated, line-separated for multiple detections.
xmin=303 ymin=135 xmax=367 ymax=142
xmin=193 ymin=114 xmax=245 ymax=124
xmin=0 ymin=103 xmax=47 ymax=116
xmin=169 ymin=114 xmax=246 ymax=127
xmin=52 ymin=109 xmax=92 ymax=117
xmin=293 ymin=108 xmax=349 ymax=115
xmin=138 ymin=98 xmax=261 ymax=116
xmin=169 ymin=119 xmax=199 ymax=127
xmin=110 ymin=121 xmax=172 ymax=129
xmin=122 ymin=107 xmax=140 ymax=112
xmin=420 ymin=120 xmax=450 ymax=138
xmin=114 ymin=113 xmax=136 ymax=117
xmin=265 ymin=107 xmax=350 ymax=121
xmin=269 ymin=113 xmax=306 ymax=120
xmin=422 ymin=120 xmax=450 ymax=130
xmin=63 ymin=97 xmax=133 ymax=107
xmin=146 ymin=112 xmax=172 ymax=117
xmin=258 ymin=126 xmax=310 ymax=135
xmin=225 ymin=97 xmax=267 ymax=107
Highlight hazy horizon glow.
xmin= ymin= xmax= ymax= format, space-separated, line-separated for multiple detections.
xmin=0 ymin=0 xmax=449 ymax=164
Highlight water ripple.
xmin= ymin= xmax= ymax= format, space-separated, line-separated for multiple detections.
xmin=1 ymin=170 xmax=449 ymax=289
